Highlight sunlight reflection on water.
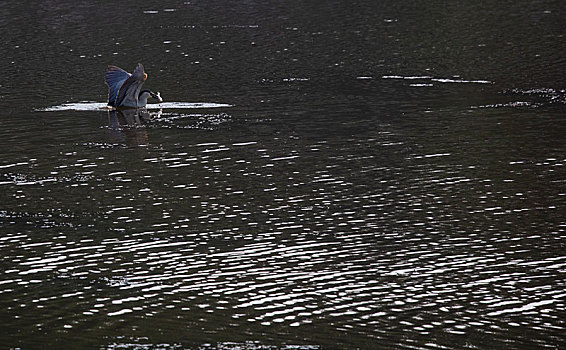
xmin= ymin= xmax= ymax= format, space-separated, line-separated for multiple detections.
xmin=39 ymin=101 xmax=233 ymax=112
xmin=1 ymin=0 xmax=566 ymax=349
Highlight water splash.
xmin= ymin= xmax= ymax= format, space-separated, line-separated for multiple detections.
xmin=37 ymin=101 xmax=233 ymax=112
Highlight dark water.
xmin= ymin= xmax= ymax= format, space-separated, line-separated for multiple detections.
xmin=1 ymin=1 xmax=565 ymax=349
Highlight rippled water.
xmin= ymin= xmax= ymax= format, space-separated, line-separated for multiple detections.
xmin=1 ymin=1 xmax=565 ymax=349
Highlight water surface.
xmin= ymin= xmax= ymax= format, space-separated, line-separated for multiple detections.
xmin=1 ymin=1 xmax=565 ymax=349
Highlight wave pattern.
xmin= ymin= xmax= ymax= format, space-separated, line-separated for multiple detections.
xmin=1 ymin=127 xmax=565 ymax=348
xmin=2 ymin=0 xmax=566 ymax=347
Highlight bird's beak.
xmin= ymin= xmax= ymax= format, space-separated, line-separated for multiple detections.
xmin=150 ymin=91 xmax=163 ymax=102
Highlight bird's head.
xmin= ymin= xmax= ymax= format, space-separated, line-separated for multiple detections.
xmin=139 ymin=90 xmax=163 ymax=104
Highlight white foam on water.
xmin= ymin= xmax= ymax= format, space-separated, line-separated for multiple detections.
xmin=38 ymin=101 xmax=232 ymax=112
xmin=431 ymin=78 xmax=493 ymax=84
xmin=155 ymin=102 xmax=232 ymax=109
xmin=381 ymin=75 xmax=493 ymax=84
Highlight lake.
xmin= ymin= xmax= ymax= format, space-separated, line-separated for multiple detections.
xmin=1 ymin=0 xmax=565 ymax=349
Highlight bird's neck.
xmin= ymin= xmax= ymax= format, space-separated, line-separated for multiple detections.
xmin=138 ymin=92 xmax=150 ymax=107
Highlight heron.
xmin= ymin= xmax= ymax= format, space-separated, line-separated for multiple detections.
xmin=105 ymin=63 xmax=162 ymax=108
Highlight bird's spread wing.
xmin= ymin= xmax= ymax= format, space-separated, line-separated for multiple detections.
xmin=105 ymin=66 xmax=130 ymax=106
xmin=130 ymin=63 xmax=146 ymax=81
xmin=116 ymin=63 xmax=146 ymax=107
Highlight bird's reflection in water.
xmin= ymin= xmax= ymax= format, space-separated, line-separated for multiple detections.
xmin=107 ymin=108 xmax=162 ymax=147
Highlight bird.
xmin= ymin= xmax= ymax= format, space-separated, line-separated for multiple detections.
xmin=104 ymin=63 xmax=162 ymax=108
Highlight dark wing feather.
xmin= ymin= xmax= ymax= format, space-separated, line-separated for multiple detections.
xmin=115 ymin=64 xmax=146 ymax=107
xmin=104 ymin=66 xmax=130 ymax=106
